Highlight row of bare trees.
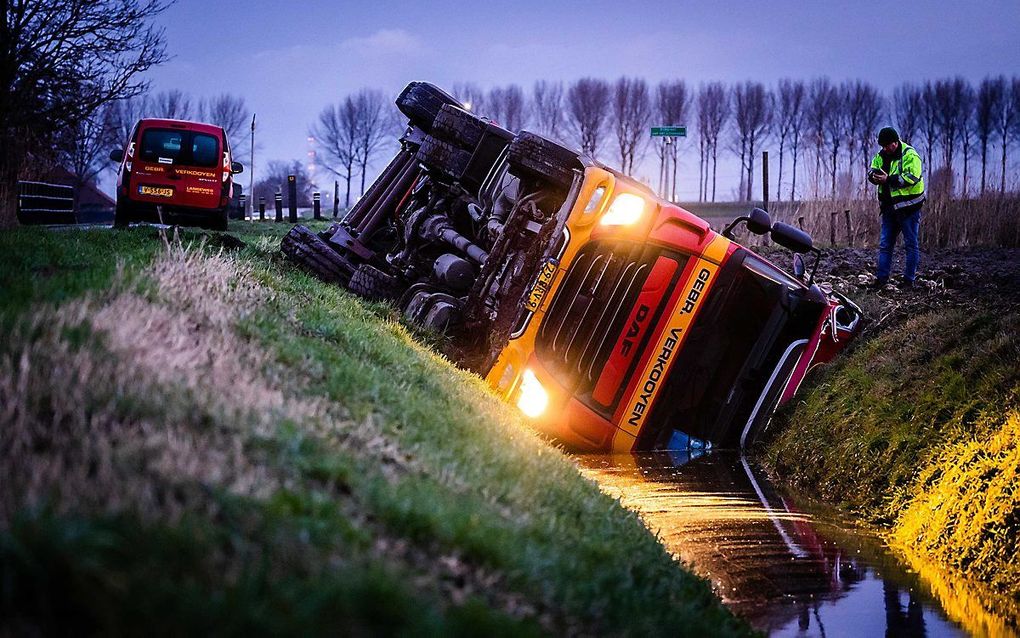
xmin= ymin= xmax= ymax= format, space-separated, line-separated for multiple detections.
xmin=360 ymin=76 xmax=1020 ymax=204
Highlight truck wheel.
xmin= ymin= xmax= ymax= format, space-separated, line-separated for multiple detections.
xmin=395 ymin=82 xmax=461 ymax=132
xmin=432 ymin=104 xmax=487 ymax=149
xmin=416 ymin=135 xmax=471 ymax=179
xmin=348 ymin=264 xmax=398 ymax=302
xmin=508 ymin=131 xmax=582 ymax=190
xmin=113 ymin=200 xmax=132 ymax=228
xmin=281 ymin=225 xmax=351 ymax=284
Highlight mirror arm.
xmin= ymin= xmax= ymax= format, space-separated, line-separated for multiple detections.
xmin=722 ymin=216 xmax=750 ymax=239
xmin=809 ymin=247 xmax=822 ymax=285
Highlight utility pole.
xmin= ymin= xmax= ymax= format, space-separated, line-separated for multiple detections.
xmin=249 ymin=113 xmax=256 ymax=220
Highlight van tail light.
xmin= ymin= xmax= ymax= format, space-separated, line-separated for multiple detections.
xmin=126 ymin=142 xmax=135 ymax=158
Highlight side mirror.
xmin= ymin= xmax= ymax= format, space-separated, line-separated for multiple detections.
xmin=230 ymin=161 xmax=244 ymax=174
xmin=771 ymin=222 xmax=813 ymax=254
xmin=792 ymin=253 xmax=806 ymax=280
xmin=109 ymin=149 xmax=124 ymax=163
xmin=746 ymin=207 xmax=772 ymax=235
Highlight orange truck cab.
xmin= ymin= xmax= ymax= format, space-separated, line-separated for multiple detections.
xmin=485 ymin=161 xmax=861 ymax=452
xmin=110 ymin=118 xmax=243 ymax=230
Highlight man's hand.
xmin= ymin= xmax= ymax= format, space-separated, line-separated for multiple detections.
xmin=873 ymin=173 xmax=888 ymax=184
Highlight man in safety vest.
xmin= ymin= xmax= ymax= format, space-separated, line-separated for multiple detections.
xmin=867 ymin=127 xmax=925 ymax=289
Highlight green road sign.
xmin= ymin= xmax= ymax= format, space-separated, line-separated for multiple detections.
xmin=651 ymin=126 xmax=687 ymax=137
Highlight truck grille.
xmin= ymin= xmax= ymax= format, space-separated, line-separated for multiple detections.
xmin=536 ymin=241 xmax=676 ymax=405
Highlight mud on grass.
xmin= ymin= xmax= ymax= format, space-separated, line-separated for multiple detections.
xmin=0 ymin=225 xmax=749 ymax=636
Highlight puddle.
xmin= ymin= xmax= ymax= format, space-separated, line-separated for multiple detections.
xmin=576 ymin=452 xmax=994 ymax=636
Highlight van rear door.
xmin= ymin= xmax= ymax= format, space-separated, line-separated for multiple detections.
xmin=130 ymin=125 xmax=222 ymax=210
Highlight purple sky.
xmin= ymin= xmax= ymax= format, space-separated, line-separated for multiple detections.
xmin=142 ymin=0 xmax=1020 ymax=200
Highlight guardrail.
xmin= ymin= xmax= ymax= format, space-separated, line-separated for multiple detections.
xmin=16 ymin=181 xmax=75 ymax=225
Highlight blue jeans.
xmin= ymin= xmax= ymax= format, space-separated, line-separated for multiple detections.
xmin=877 ymin=209 xmax=920 ymax=282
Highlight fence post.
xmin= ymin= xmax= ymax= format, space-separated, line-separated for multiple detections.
xmin=313 ymin=192 xmax=322 ymax=220
xmin=274 ymin=191 xmax=283 ymax=222
xmin=844 ymin=209 xmax=853 ymax=247
xmin=259 ymin=196 xmax=265 ymax=221
xmin=333 ymin=180 xmax=340 ymax=218
xmin=761 ymin=150 xmax=769 ymax=212
xmin=830 ymin=211 xmax=838 ymax=246
xmin=239 ymin=194 xmax=247 ymax=221
xmin=287 ymin=175 xmax=298 ymax=223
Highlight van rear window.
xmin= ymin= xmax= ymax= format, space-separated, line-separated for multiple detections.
xmin=140 ymin=129 xmax=219 ymax=167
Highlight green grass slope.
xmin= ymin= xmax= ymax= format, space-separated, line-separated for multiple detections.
xmin=0 ymin=224 xmax=750 ymax=636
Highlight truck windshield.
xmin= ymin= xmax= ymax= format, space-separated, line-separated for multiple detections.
xmin=140 ymin=129 xmax=219 ymax=168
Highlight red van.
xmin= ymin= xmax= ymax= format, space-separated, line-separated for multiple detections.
xmin=110 ymin=118 xmax=243 ymax=230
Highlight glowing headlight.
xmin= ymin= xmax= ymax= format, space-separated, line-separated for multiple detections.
xmin=516 ymin=369 xmax=549 ymax=418
xmin=600 ymin=193 xmax=646 ymax=226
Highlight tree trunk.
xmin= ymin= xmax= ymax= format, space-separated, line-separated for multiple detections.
xmin=791 ymin=146 xmax=798 ymax=201
xmin=711 ymin=146 xmax=719 ymax=202
xmin=1001 ymin=141 xmax=1007 ymax=194
xmin=360 ymin=161 xmax=368 ymax=196
xmin=776 ymin=137 xmax=786 ymax=202
xmin=0 ymin=142 xmax=21 ymax=229
xmin=344 ymin=164 xmax=352 ymax=208
xmin=980 ymin=138 xmax=988 ymax=194
xmin=830 ymin=149 xmax=838 ymax=199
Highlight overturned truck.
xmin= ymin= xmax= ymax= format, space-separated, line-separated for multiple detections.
xmin=282 ymin=82 xmax=861 ymax=452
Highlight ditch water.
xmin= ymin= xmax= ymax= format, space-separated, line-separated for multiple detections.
xmin=576 ymin=452 xmax=1009 ymax=637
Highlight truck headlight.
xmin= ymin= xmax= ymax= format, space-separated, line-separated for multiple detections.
xmin=516 ymin=368 xmax=548 ymax=418
xmin=600 ymin=193 xmax=646 ymax=226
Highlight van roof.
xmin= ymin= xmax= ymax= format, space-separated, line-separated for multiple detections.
xmin=137 ymin=118 xmax=225 ymax=135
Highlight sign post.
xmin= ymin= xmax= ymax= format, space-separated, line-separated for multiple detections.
xmin=651 ymin=126 xmax=687 ymax=201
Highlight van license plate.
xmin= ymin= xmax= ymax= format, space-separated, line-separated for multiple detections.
xmin=139 ymin=185 xmax=173 ymax=198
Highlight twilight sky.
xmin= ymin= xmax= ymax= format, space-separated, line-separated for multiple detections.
xmin=142 ymin=0 xmax=1020 ymax=200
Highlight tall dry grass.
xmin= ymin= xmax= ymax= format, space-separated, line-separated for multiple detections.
xmin=763 ymin=195 xmax=1020 ymax=249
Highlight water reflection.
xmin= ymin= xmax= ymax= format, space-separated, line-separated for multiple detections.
xmin=577 ymin=452 xmax=967 ymax=637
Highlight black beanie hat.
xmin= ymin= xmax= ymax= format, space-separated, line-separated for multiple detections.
xmin=878 ymin=127 xmax=900 ymax=146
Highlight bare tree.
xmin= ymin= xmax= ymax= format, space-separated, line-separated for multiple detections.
xmin=151 ymin=89 xmax=194 ymax=120
xmin=697 ymin=83 xmax=729 ymax=202
xmin=1000 ymin=78 xmax=1020 ymax=193
xmin=200 ymin=94 xmax=249 ymax=156
xmin=566 ymin=78 xmax=611 ymax=157
xmin=0 ymin=0 xmax=170 ymax=228
xmin=56 ymin=104 xmax=115 ymax=212
xmin=730 ymin=81 xmax=771 ymax=201
xmin=655 ymin=80 xmax=689 ymax=200
xmin=893 ymin=83 xmax=924 ymax=145
xmin=610 ymin=77 xmax=652 ymax=176
xmin=105 ymin=94 xmax=150 ymax=158
xmin=956 ymin=81 xmax=976 ymax=196
xmin=452 ymin=82 xmax=486 ymax=114
xmin=918 ymin=81 xmax=940 ymax=175
xmin=843 ymin=80 xmax=882 ymax=187
xmin=976 ymin=76 xmax=1005 ymax=194
xmin=353 ymin=90 xmax=389 ymax=195
xmin=311 ymin=98 xmax=358 ymax=208
xmin=531 ymin=80 xmax=564 ymax=139
xmin=932 ymin=78 xmax=971 ymax=194
xmin=487 ymin=84 xmax=528 ymax=132
xmin=805 ymin=79 xmax=836 ymax=197
xmin=252 ymin=160 xmax=315 ymax=208
xmin=775 ymin=79 xmax=806 ymax=201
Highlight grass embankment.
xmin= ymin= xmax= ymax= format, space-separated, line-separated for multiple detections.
xmin=764 ymin=293 xmax=1020 ymax=625
xmin=0 ymin=224 xmax=750 ymax=636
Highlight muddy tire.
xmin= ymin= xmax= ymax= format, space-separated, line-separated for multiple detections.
xmin=281 ymin=225 xmax=351 ymax=283
xmin=416 ymin=135 xmax=471 ymax=179
xmin=348 ymin=264 xmax=399 ymax=302
xmin=508 ymin=131 xmax=581 ymax=190
xmin=432 ymin=104 xmax=487 ymax=149
xmin=395 ymin=82 xmax=461 ymax=132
